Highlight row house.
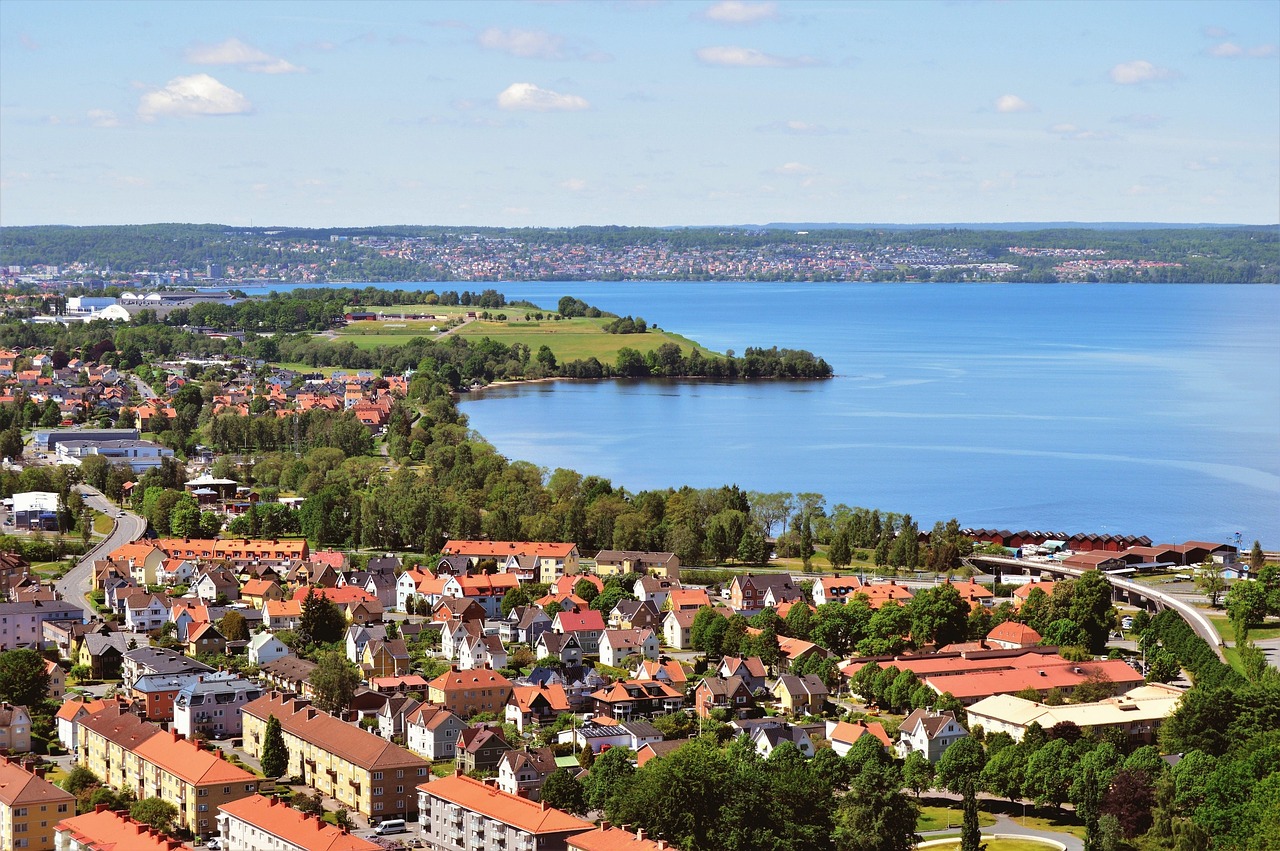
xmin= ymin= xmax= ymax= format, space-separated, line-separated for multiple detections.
xmin=417 ymin=773 xmax=592 ymax=851
xmin=56 ymin=804 xmax=186 ymax=851
xmin=155 ymin=537 xmax=310 ymax=564
xmin=496 ymin=747 xmax=559 ymax=802
xmin=593 ymin=549 xmax=681 ymax=580
xmin=445 ymin=573 xmax=522 ymax=620
xmin=0 ymin=600 xmax=84 ymax=651
xmin=0 ymin=755 xmax=76 ymax=851
xmin=428 ymin=667 xmax=514 ymax=719
xmin=77 ymin=709 xmax=258 ymax=838
xmin=598 ymin=628 xmax=659 ymax=668
xmin=257 ymin=656 xmax=317 ymax=697
xmin=241 ymin=692 xmax=429 ymax=820
xmin=216 ymin=793 xmax=380 ymax=851
xmin=440 ymin=540 xmax=581 ymax=584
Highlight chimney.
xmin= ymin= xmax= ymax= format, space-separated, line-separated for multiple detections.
xmin=600 ymin=821 xmax=610 ymax=831
xmin=637 ymin=828 xmax=647 ymax=841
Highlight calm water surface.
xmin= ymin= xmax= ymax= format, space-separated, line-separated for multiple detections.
xmin=246 ymin=281 xmax=1280 ymax=544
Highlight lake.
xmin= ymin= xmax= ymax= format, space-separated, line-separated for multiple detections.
xmin=246 ymin=280 xmax=1280 ymax=545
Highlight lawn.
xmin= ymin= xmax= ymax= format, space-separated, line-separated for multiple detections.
xmin=454 ymin=317 xmax=719 ymax=363
xmin=1009 ymin=812 xmax=1087 ymax=840
xmin=924 ymin=840 xmax=1063 ymax=851
xmin=92 ymin=511 xmax=114 ymax=535
xmin=917 ymin=805 xmax=997 ymax=832
xmin=1207 ymin=612 xmax=1280 ymax=643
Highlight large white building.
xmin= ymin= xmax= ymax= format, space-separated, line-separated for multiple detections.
xmin=56 ymin=439 xmax=175 ymax=472
xmin=173 ymin=672 xmax=263 ymax=739
xmin=216 ymin=794 xmax=379 ymax=851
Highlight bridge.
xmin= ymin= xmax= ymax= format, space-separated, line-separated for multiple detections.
xmin=969 ymin=554 xmax=1225 ymax=661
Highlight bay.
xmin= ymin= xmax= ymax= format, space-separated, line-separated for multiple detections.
xmin=243 ymin=281 xmax=1280 ymax=545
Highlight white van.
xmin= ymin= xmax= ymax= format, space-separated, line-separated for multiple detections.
xmin=375 ymin=819 xmax=408 ymax=836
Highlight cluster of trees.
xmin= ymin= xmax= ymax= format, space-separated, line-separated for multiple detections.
xmin=541 ymin=733 xmax=924 ymax=851
xmin=1226 ymin=547 xmax=1279 ymax=639
xmin=601 ymin=315 xmax=648 ymax=334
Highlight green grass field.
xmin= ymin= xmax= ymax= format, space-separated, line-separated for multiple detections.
xmin=1207 ymin=611 xmax=1280 ymax=643
xmin=452 ymin=317 xmax=719 ymax=363
xmin=917 ymin=806 xmax=997 ymax=832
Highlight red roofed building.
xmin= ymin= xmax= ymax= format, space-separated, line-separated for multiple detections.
xmin=826 ymin=719 xmax=893 ymax=757
xmin=553 ymin=608 xmax=606 ymax=653
xmin=923 ymin=658 xmax=1143 ymax=705
xmin=217 ymin=793 xmax=379 ymax=851
xmin=56 ymin=805 xmax=184 ymax=851
xmin=428 ymin=666 xmax=515 ymax=718
xmin=569 ymin=823 xmax=675 ymax=851
xmin=987 ymin=621 xmax=1043 ymax=650
xmin=156 ymin=537 xmax=309 ymax=563
xmin=417 ymin=773 xmax=592 ymax=851
xmin=0 ymin=755 xmax=76 ymax=851
xmin=442 ymin=540 xmax=581 ymax=584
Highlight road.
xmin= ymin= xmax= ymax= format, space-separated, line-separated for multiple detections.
xmin=57 ymin=485 xmax=146 ymax=619
xmin=130 ymin=374 xmax=157 ymax=401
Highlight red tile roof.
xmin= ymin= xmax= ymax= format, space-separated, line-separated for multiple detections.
xmin=442 ymin=540 xmax=577 ymax=559
xmin=55 ymin=807 xmax=183 ymax=851
xmin=217 ymin=794 xmax=379 ymax=851
xmin=417 ymin=774 xmax=592 ymax=835
xmin=987 ymin=621 xmax=1042 ymax=646
xmin=568 ymin=824 xmax=670 ymax=851
xmin=133 ymin=729 xmax=257 ymax=786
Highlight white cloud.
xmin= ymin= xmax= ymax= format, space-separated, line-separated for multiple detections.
xmin=185 ymin=38 xmax=304 ymax=74
xmin=478 ymin=28 xmax=565 ymax=60
xmin=1109 ymin=60 xmax=1175 ymax=85
xmin=773 ymin=162 xmax=815 ymax=175
xmin=994 ymin=94 xmax=1035 ymax=113
xmin=1048 ymin=123 xmax=1114 ymax=141
xmin=696 ymin=45 xmax=814 ymax=67
xmin=137 ymin=74 xmax=253 ymax=120
xmin=496 ymin=83 xmax=589 ymax=112
xmin=1208 ymin=42 xmax=1243 ymax=57
xmin=87 ymin=109 xmax=121 ymax=128
xmin=1185 ymin=157 xmax=1223 ymax=171
xmin=702 ymin=1 xmax=778 ymax=24
xmin=1250 ymin=44 xmax=1278 ymax=57
xmin=561 ymin=178 xmax=588 ymax=191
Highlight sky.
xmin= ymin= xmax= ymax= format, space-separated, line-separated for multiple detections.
xmin=1 ymin=0 xmax=1278 ymax=228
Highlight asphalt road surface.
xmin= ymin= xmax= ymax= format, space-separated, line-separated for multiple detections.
xmin=58 ymin=485 xmax=146 ymax=619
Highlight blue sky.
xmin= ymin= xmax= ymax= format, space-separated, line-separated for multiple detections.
xmin=2 ymin=0 xmax=1277 ymax=228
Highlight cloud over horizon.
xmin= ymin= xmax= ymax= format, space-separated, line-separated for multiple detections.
xmin=1109 ymin=60 xmax=1176 ymax=85
xmin=995 ymin=94 xmax=1035 ymax=113
xmin=696 ymin=45 xmax=815 ymax=68
xmin=701 ymin=1 xmax=778 ymax=24
xmin=137 ymin=74 xmax=253 ymax=119
xmin=496 ymin=82 xmax=589 ymax=112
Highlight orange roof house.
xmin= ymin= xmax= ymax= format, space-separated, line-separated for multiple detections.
xmin=417 ymin=773 xmax=592 ymax=843
xmin=55 ymin=806 xmax=184 ymax=851
xmin=986 ymin=621 xmax=1043 ymax=650
xmin=217 ymin=794 xmax=379 ymax=851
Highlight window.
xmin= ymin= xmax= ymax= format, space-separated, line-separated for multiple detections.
xmin=374 ymin=802 xmax=384 ymax=811
xmin=57 ymin=804 xmax=68 ymax=813
xmin=15 ymin=808 xmax=27 ymax=816
xmin=198 ymin=789 xmax=209 ymax=797
xmin=372 ymin=771 xmax=383 ymax=780
xmin=396 ymin=785 xmax=404 ymax=793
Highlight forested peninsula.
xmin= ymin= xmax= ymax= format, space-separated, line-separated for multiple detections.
xmin=2 ymin=222 xmax=1276 ymax=283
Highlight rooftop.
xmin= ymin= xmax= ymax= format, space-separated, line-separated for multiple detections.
xmin=418 ymin=773 xmax=592 ymax=835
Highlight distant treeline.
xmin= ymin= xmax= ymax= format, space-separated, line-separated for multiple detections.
xmin=2 ymin=223 xmax=1275 ymax=282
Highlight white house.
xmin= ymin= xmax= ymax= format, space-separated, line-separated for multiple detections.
xmin=663 ymin=609 xmax=698 ymax=650
xmin=598 ymin=629 xmax=659 ymax=668
xmin=405 ymin=704 xmax=466 ymax=761
xmin=750 ymin=722 xmax=815 ymax=759
xmin=897 ymin=710 xmax=969 ymax=763
xmin=246 ymin=632 xmax=290 ymax=667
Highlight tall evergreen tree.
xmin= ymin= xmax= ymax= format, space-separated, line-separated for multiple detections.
xmin=260 ymin=714 xmax=288 ymax=778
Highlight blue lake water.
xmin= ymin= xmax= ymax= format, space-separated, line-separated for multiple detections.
xmin=245 ymin=281 xmax=1280 ymax=546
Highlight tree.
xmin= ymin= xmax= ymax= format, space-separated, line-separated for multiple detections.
xmin=828 ymin=528 xmax=853 ymax=570
xmin=690 ymin=606 xmax=727 ymax=655
xmin=310 ymin=651 xmax=360 ymax=715
xmin=1024 ymin=738 xmax=1073 ymax=809
xmin=737 ymin=525 xmax=768 ymax=565
xmin=1194 ymin=561 xmax=1227 ymax=609
xmin=585 ymin=746 xmax=635 ymax=814
xmin=0 ymin=647 xmax=51 ymax=705
xmin=902 ymin=750 xmax=935 ymax=796
xmin=260 ymin=714 xmax=288 ymax=778
xmin=937 ymin=736 xmax=987 ymax=851
xmin=834 ymin=759 xmax=919 ymax=851
xmin=1249 ymin=539 xmax=1265 ymax=573
xmin=980 ymin=742 xmax=1027 ymax=804
xmin=1069 ymin=570 xmax=1119 ymax=654
xmin=1101 ymin=768 xmax=1156 ymax=839
xmin=1040 ymin=617 xmax=1089 ymax=648
xmin=130 ymin=797 xmax=179 ymax=833
xmin=218 ymin=610 xmax=249 ymax=642
xmin=540 ymin=767 xmax=585 ymax=813
xmin=1226 ymin=579 xmax=1269 ymax=631
xmin=573 ymin=578 xmax=600 ymax=604
xmin=909 ymin=584 xmax=970 ymax=648
xmin=501 ymin=585 xmax=533 ymax=617
xmin=298 ymin=588 xmax=346 ymax=646
xmin=1145 ymin=647 xmax=1181 ymax=683
xmin=61 ymin=765 xmax=101 ymax=796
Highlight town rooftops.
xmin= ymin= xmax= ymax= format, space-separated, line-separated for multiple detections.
xmin=568 ymin=822 xmax=673 ymax=851
xmin=418 ymin=773 xmax=592 ymax=835
xmin=218 ymin=794 xmax=379 ymax=851
xmin=430 ymin=667 xmax=514 ymax=693
xmin=987 ymin=621 xmax=1043 ymax=646
xmin=134 ymin=728 xmax=258 ymax=786
xmin=125 ymin=647 xmax=215 ymax=676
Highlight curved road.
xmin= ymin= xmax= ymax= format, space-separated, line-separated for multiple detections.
xmin=58 ymin=485 xmax=146 ymax=619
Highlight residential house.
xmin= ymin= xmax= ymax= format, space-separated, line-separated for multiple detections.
xmin=608 ymin=600 xmax=661 ymax=632
xmin=375 ymin=695 xmax=422 ymax=743
xmin=896 ymin=710 xmax=969 ymax=763
xmin=361 ymin=638 xmax=411 ymax=679
xmin=404 ymin=705 xmax=466 ymax=762
xmin=56 ymin=804 xmax=189 ymax=851
xmin=718 ymin=656 xmax=768 ymax=694
xmin=77 ymin=632 xmax=129 ymax=680
xmin=0 ymin=704 xmax=32 ymax=754
xmin=593 ymin=550 xmax=680 ymax=580
xmin=457 ymin=726 xmax=511 ymax=775
xmin=123 ymin=647 xmax=214 ymax=691
xmin=692 ymin=676 xmax=754 ymax=719
xmin=216 ymin=794 xmax=380 ymax=851
xmin=55 ymin=696 xmax=133 ymax=753
xmin=440 ymin=620 xmax=481 ymax=664
xmin=194 ymin=566 xmax=240 ymax=603
xmin=123 ymin=592 xmax=171 ymax=633
xmin=396 ymin=569 xmax=446 ymax=614
xmin=946 ymin=578 xmax=995 ymax=610
xmin=728 ymin=573 xmax=800 ymax=615
xmin=263 ymin=598 xmax=303 ymax=630
xmin=0 ymin=600 xmax=84 ymax=651
xmin=633 ymin=576 xmax=681 ymax=610
xmin=553 ymin=609 xmax=606 ymax=655
xmin=0 ymin=755 xmax=76 ymax=851
xmin=174 ymin=673 xmax=262 ymax=739
xmin=108 ymin=542 xmax=166 ymax=586
xmin=416 ymin=773 xmax=592 ymax=851
xmin=826 ymin=720 xmax=893 ymax=757
xmin=239 ymin=579 xmax=284 ymax=609
xmin=632 ymin=659 xmax=689 ymax=694
xmin=590 ymin=680 xmax=684 ymax=721
xmin=662 ymin=609 xmax=699 ymax=650
xmin=496 ymin=748 xmax=559 ymax=801
xmin=456 ymin=631 xmax=507 ymax=672
xmin=444 ymin=573 xmax=522 ymax=620
xmin=241 ymin=692 xmax=428 ymax=820
xmin=776 ymin=635 xmax=832 ymax=673
xmin=440 ymin=540 xmax=581 ymax=585
xmin=434 ymin=598 xmax=486 ymax=625
xmin=557 ymin=719 xmax=663 ymax=755
xmin=345 ymin=624 xmax=390 ymax=665
xmin=505 ymin=684 xmax=571 ymax=733
xmin=750 ymin=722 xmax=815 ymax=759
xmin=520 ymin=667 xmax=607 ymax=713
xmin=598 ymin=629 xmax=659 ymax=668
xmin=44 ymin=658 xmax=65 ymax=700
xmin=665 ymin=588 xmax=711 ymax=612
xmin=246 ymin=632 xmax=290 ymax=667
xmin=773 ymin=674 xmax=830 ymax=716
xmin=427 ymin=667 xmax=515 ymax=719
xmin=811 ymin=576 xmax=866 ymax=606
xmin=257 ymin=657 xmax=317 ymax=698
xmin=186 ymin=622 xmax=228 ymax=658
xmin=500 ymin=606 xmax=552 ymax=645
xmin=533 ymin=632 xmax=584 ymax=667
